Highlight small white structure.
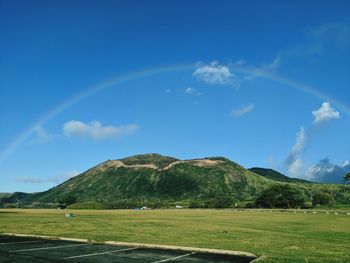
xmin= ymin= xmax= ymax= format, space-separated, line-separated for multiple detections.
xmin=65 ymin=213 xmax=75 ymax=218
xmin=175 ymin=205 xmax=183 ymax=209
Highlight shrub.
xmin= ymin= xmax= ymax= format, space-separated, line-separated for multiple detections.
xmin=189 ymin=201 xmax=203 ymax=208
xmin=312 ymin=192 xmax=335 ymax=207
xmin=255 ymin=184 xmax=306 ymax=208
xmin=206 ymin=196 xmax=234 ymax=208
xmin=57 ymin=194 xmax=77 ymax=209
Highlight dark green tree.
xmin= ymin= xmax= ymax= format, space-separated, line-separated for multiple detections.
xmin=344 ymin=173 xmax=350 ymax=181
xmin=255 ymin=184 xmax=306 ymax=208
xmin=57 ymin=194 xmax=77 ymax=208
xmin=207 ymin=196 xmax=234 ymax=208
xmin=312 ymin=192 xmax=334 ymax=207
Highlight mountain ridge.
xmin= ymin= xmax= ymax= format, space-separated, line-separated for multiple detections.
xmin=248 ymin=167 xmax=312 ymax=184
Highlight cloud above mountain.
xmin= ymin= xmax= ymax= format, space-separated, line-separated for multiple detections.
xmin=284 ymin=101 xmax=341 ymax=178
xmin=285 ymin=126 xmax=306 ymax=177
xmin=312 ymin=102 xmax=340 ymax=124
xmin=305 ymin=159 xmax=350 ymax=184
xmin=16 ymin=171 xmax=80 ymax=184
xmin=63 ymin=120 xmax=139 ymax=140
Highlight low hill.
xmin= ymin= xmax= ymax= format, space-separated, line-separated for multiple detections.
xmin=0 ymin=192 xmax=33 ymax=207
xmin=248 ymin=168 xmax=312 ymax=184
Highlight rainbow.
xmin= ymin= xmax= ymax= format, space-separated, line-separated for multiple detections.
xmin=0 ymin=63 xmax=349 ymax=164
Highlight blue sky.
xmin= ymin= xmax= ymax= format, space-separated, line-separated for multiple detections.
xmin=1 ymin=0 xmax=349 ymax=192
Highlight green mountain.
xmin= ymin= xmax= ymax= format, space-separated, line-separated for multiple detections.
xmin=1 ymin=154 xmax=349 ymax=208
xmin=31 ymin=154 xmax=272 ymax=203
xmin=248 ymin=167 xmax=312 ymax=184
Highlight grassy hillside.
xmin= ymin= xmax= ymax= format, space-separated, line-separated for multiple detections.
xmin=249 ymin=167 xmax=311 ymax=184
xmin=31 ymin=154 xmax=274 ymax=205
xmin=0 ymin=193 xmax=11 ymax=198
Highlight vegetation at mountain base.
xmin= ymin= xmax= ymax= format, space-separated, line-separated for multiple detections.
xmin=1 ymin=154 xmax=349 ymax=209
xmin=255 ymin=184 xmax=307 ymax=208
xmin=312 ymin=192 xmax=335 ymax=207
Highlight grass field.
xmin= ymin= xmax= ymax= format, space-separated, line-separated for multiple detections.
xmin=0 ymin=209 xmax=349 ymax=263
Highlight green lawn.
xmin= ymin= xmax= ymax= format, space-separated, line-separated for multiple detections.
xmin=0 ymin=209 xmax=349 ymax=262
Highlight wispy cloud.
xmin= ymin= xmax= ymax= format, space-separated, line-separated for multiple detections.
xmin=233 ymin=59 xmax=246 ymax=66
xmin=312 ymin=102 xmax=340 ymax=124
xmin=29 ymin=125 xmax=59 ymax=144
xmin=284 ymin=102 xmax=340 ymax=177
xmin=230 ymin=104 xmax=254 ymax=118
xmin=305 ymin=159 xmax=350 ymax=184
xmin=16 ymin=177 xmax=48 ymax=184
xmin=306 ymin=22 xmax=350 ymax=49
xmin=63 ymin=120 xmax=138 ymax=140
xmin=284 ymin=126 xmax=306 ymax=177
xmin=261 ymin=22 xmax=350 ymax=73
xmin=16 ymin=171 xmax=80 ymax=184
xmin=193 ymin=61 xmax=237 ymax=86
xmin=184 ymin=87 xmax=195 ymax=94
xmin=262 ymin=56 xmax=281 ymax=71
xmin=184 ymin=87 xmax=202 ymax=96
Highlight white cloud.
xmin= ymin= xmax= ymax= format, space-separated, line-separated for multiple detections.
xmin=305 ymin=158 xmax=350 ymax=183
xmin=16 ymin=177 xmax=48 ymax=184
xmin=63 ymin=120 xmax=138 ymax=140
xmin=230 ymin=104 xmax=254 ymax=118
xmin=184 ymin=87 xmax=195 ymax=94
xmin=262 ymin=56 xmax=281 ymax=71
xmin=287 ymin=158 xmax=303 ymax=177
xmin=193 ymin=61 xmax=236 ymax=86
xmin=184 ymin=87 xmax=202 ymax=96
xmin=30 ymin=125 xmax=58 ymax=144
xmin=283 ymin=102 xmax=340 ymax=178
xmin=312 ymin=102 xmax=340 ymax=124
xmin=285 ymin=126 xmax=306 ymax=177
xmin=16 ymin=171 xmax=80 ymax=184
xmin=233 ymin=59 xmax=246 ymax=66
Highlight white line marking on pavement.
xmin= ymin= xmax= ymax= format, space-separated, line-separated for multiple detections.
xmin=152 ymin=252 xmax=196 ymax=263
xmin=64 ymin=247 xmax=138 ymax=259
xmin=11 ymin=243 xmax=90 ymax=252
xmin=0 ymin=241 xmax=43 ymax=245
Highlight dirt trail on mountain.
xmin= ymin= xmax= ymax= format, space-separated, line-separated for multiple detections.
xmin=93 ymin=159 xmax=222 ymax=173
